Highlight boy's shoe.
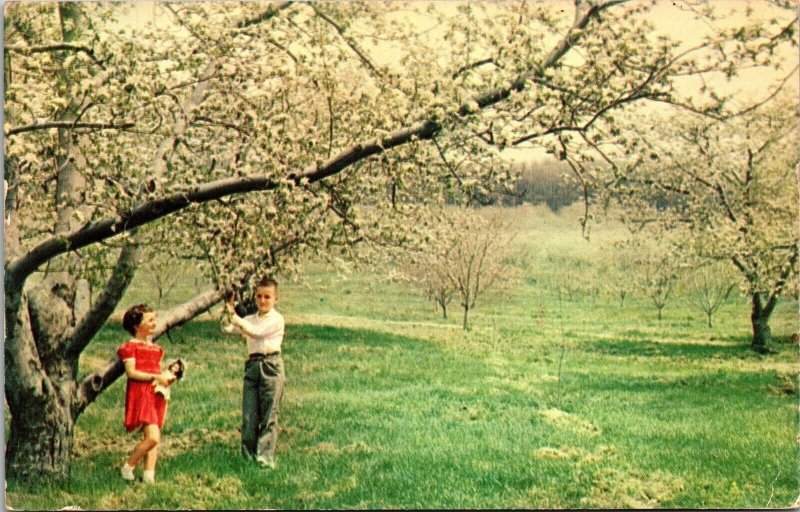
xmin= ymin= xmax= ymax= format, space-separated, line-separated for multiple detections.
xmin=121 ymin=464 xmax=135 ymax=482
xmin=255 ymin=456 xmax=276 ymax=469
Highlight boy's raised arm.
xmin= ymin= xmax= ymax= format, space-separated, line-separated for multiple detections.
xmin=230 ymin=313 xmax=284 ymax=339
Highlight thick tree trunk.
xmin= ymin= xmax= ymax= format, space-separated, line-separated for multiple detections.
xmin=6 ymin=381 xmax=75 ymax=480
xmin=750 ymin=292 xmax=775 ymax=352
xmin=5 ymin=2 xmax=89 ymax=481
xmin=5 ymin=283 xmax=81 ymax=482
xmin=752 ymin=316 xmax=771 ymax=348
xmin=462 ymin=305 xmax=469 ymax=331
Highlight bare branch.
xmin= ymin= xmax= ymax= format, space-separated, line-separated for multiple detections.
xmin=310 ymin=4 xmax=383 ymax=78
xmin=236 ymin=2 xmax=294 ymax=29
xmin=729 ymin=64 xmax=800 ymax=119
xmin=6 ymin=121 xmax=135 ymax=137
xmin=5 ymin=42 xmax=102 ymax=65
xmin=154 ymin=286 xmax=229 ymax=337
xmin=766 ymin=244 xmax=799 ymax=308
xmin=452 ymin=58 xmax=495 ymax=80
xmin=265 ymin=36 xmax=299 ymax=64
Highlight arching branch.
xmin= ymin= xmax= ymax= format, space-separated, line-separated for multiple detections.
xmin=6 ymin=0 xmax=620 ymax=298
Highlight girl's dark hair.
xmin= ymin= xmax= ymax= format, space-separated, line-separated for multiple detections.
xmin=169 ymin=359 xmax=185 ymax=380
xmin=256 ymin=277 xmax=278 ymax=290
xmin=122 ymin=304 xmax=154 ymax=335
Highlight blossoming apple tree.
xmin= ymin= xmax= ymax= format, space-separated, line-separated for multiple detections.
xmin=603 ymin=96 xmax=799 ymax=350
xmin=4 ymin=0 xmax=795 ymax=480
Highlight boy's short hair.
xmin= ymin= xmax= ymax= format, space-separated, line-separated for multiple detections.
xmin=256 ymin=277 xmax=278 ymax=290
xmin=122 ymin=304 xmax=154 ymax=335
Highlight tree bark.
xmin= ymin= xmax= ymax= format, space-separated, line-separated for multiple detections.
xmin=7 ymin=385 xmax=75 ymax=480
xmin=750 ymin=292 xmax=775 ymax=352
xmin=462 ymin=304 xmax=469 ymax=331
xmin=5 ymin=290 xmax=80 ymax=480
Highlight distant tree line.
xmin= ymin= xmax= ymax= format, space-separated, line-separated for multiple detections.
xmin=509 ymin=160 xmax=583 ymax=211
xmin=464 ymin=159 xmax=688 ymax=212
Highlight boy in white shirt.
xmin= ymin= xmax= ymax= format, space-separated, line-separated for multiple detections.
xmin=223 ymin=277 xmax=286 ymax=469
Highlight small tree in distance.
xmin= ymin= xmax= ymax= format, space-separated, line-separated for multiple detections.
xmin=400 ymin=251 xmax=455 ymax=319
xmin=403 ymin=209 xmax=518 ymax=330
xmin=682 ymin=261 xmax=736 ymax=328
xmin=428 ymin=272 xmax=456 ymax=320
xmin=631 ymin=241 xmax=681 ymax=321
xmin=450 ymin=214 xmax=517 ymax=330
xmin=600 ymin=244 xmax=638 ymax=309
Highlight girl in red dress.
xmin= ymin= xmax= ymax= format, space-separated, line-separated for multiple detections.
xmin=117 ymin=304 xmax=175 ymax=484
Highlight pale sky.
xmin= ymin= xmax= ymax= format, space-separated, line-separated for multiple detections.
xmin=123 ymin=0 xmax=798 ymax=99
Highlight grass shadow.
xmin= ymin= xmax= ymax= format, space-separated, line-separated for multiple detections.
xmin=581 ymin=337 xmax=794 ymax=361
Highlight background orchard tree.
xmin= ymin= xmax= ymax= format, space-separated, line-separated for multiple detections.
xmin=550 ymin=253 xmax=603 ymax=304
xmin=599 ymin=242 xmax=638 ymax=308
xmin=605 ymin=94 xmax=799 ymax=349
xmin=143 ymin=258 xmax=181 ymax=309
xmin=605 ymin=237 xmax=679 ymax=319
xmin=398 ymin=240 xmax=455 ymax=320
xmin=680 ymin=260 xmax=736 ymax=328
xmin=634 ymin=242 xmax=681 ymax=321
xmin=4 ymin=0 xmax=796 ymax=481
xmin=400 ymin=208 xmax=520 ymax=329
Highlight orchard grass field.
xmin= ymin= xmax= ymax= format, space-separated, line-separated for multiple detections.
xmin=6 ymin=205 xmax=799 ymax=509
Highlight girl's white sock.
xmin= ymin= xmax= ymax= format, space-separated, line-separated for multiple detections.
xmin=121 ymin=462 xmax=135 ymax=481
xmin=142 ymin=469 xmax=155 ymax=483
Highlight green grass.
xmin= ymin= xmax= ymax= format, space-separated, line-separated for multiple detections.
xmin=6 ymin=204 xmax=799 ymax=509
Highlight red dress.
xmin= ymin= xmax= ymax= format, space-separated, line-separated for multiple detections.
xmin=117 ymin=340 xmax=167 ymax=432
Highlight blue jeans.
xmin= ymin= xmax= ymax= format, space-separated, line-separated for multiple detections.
xmin=241 ymin=355 xmax=285 ymax=462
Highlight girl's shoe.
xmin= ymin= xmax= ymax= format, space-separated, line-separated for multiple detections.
xmin=121 ymin=463 xmax=135 ymax=481
xmin=256 ymin=456 xmax=276 ymax=469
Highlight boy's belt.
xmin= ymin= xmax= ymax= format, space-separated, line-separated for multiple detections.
xmin=248 ymin=351 xmax=280 ymax=360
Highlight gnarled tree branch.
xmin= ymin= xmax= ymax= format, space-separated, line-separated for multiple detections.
xmin=65 ymin=242 xmax=139 ymax=359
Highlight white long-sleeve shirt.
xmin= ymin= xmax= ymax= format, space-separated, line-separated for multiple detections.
xmin=223 ymin=308 xmax=285 ymax=355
